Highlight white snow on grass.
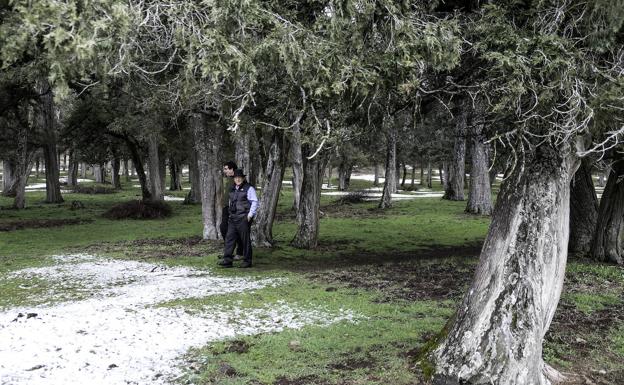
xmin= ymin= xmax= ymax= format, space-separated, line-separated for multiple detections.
xmin=0 ymin=255 xmax=357 ymax=385
xmin=164 ymin=195 xmax=184 ymax=201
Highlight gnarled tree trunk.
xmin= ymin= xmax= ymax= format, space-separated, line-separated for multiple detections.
xmin=569 ymin=158 xmax=598 ymax=255
xmin=291 ymin=148 xmax=324 ymax=249
xmin=591 ymin=154 xmax=624 ymax=264
xmin=379 ymin=115 xmax=397 ymax=209
xmin=466 ymin=113 xmax=493 ymax=215
xmin=252 ymin=131 xmax=287 ymax=247
xmin=431 ymin=142 xmax=578 ymax=385
xmin=192 ymin=111 xmax=223 ymax=240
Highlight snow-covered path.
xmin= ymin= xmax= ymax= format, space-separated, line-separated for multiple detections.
xmin=0 ymin=255 xmax=355 ymax=385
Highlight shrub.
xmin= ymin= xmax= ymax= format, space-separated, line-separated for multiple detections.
xmin=334 ymin=190 xmax=370 ymax=205
xmin=103 ymin=200 xmax=173 ymax=220
xmin=73 ymin=185 xmax=117 ymax=194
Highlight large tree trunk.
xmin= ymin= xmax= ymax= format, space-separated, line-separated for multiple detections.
xmin=569 ymin=158 xmax=598 ymax=255
xmin=591 ymin=154 xmax=624 ymax=264
xmin=184 ymin=146 xmax=201 ymax=204
xmin=192 ymin=111 xmax=223 ymax=240
xmin=252 ymin=131 xmax=287 ymax=247
xmin=465 ymin=113 xmax=493 ymax=215
xmin=379 ymin=115 xmax=397 ymax=209
xmin=39 ymin=79 xmax=63 ymax=204
xmin=169 ymin=159 xmax=183 ymax=191
xmin=12 ymin=124 xmax=32 ymax=209
xmin=290 ymin=115 xmax=304 ymax=212
xmin=443 ymin=102 xmax=467 ymax=201
xmin=235 ymin=127 xmax=252 ymax=179
xmin=431 ymin=142 xmax=578 ymax=385
xmin=291 ymin=149 xmax=324 ymax=249
xmin=147 ymin=133 xmax=164 ymax=202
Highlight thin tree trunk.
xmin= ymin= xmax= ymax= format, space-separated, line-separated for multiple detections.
xmin=290 ymin=114 xmax=304 ymax=212
xmin=591 ymin=154 xmax=624 ymax=264
xmin=35 ymin=157 xmax=40 ymax=179
xmin=439 ymin=163 xmax=444 ymax=185
xmin=401 ymin=163 xmax=407 ymax=188
xmin=112 ymin=156 xmax=122 ymax=189
xmin=379 ymin=115 xmax=397 ymax=209
xmin=185 ymin=146 xmax=202 ymax=204
xmin=443 ymin=101 xmax=467 ymax=201
xmin=192 ymin=111 xmax=223 ymax=240
xmin=432 ymin=143 xmax=578 ymax=385
xmin=326 ymin=163 xmax=333 ymax=188
xmin=373 ymin=163 xmax=380 ymax=187
xmin=147 ymin=133 xmax=164 ymax=202
xmin=252 ymin=131 xmax=287 ymax=247
xmin=12 ymin=124 xmax=32 ymax=209
xmin=427 ymin=159 xmax=433 ymax=188
xmin=291 ymin=150 xmax=324 ymax=249
xmin=67 ymin=150 xmax=78 ymax=187
xmin=466 ymin=112 xmax=493 ymax=215
xmin=125 ymin=139 xmax=151 ymax=201
xmin=411 ymin=164 xmax=416 ymax=188
xmin=420 ymin=158 xmax=425 ymax=186
xmin=124 ymin=159 xmax=130 ymax=182
xmin=569 ymin=158 xmax=598 ymax=255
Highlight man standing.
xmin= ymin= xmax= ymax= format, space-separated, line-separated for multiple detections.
xmin=218 ymin=169 xmax=258 ymax=268
xmin=220 ymin=161 xmax=243 ymax=259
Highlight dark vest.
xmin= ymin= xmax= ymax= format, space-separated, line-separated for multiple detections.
xmin=228 ymin=182 xmax=252 ymax=219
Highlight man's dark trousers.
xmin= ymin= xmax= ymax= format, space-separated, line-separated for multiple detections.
xmin=221 ymin=206 xmax=243 ymax=255
xmin=222 ymin=216 xmax=252 ymax=264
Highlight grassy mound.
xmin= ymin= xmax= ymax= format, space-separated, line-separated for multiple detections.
xmin=103 ymin=200 xmax=172 ymax=220
xmin=334 ymin=190 xmax=370 ymax=205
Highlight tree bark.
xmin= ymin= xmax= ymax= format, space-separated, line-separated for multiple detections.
xmin=184 ymin=146 xmax=202 ymax=204
xmin=39 ymin=79 xmax=63 ymax=204
xmin=439 ymin=163 xmax=444 ymax=185
xmin=569 ymin=158 xmax=598 ymax=255
xmin=235 ymin=127 xmax=252 ymax=178
xmin=291 ymin=149 xmax=324 ymax=249
xmin=112 ymin=156 xmax=122 ymax=189
xmin=379 ymin=115 xmax=397 ymax=209
xmin=427 ymin=159 xmax=433 ymax=188
xmin=431 ymin=142 xmax=579 ymax=385
xmin=252 ymin=131 xmax=287 ymax=247
xmin=125 ymin=139 xmax=151 ymax=201
xmin=147 ymin=133 xmax=164 ymax=202
xmin=169 ymin=159 xmax=182 ymax=191
xmin=94 ymin=164 xmax=105 ymax=183
xmin=411 ymin=164 xmax=416 ymax=188
xmin=124 ymin=159 xmax=130 ymax=182
xmin=591 ymin=154 xmax=624 ymax=264
xmin=2 ymin=160 xmax=16 ymax=196
xmin=67 ymin=150 xmax=79 ymax=187
xmin=290 ymin=115 xmax=304 ymax=212
xmin=373 ymin=163 xmax=380 ymax=187
xmin=338 ymin=158 xmax=352 ymax=191
xmin=192 ymin=111 xmax=223 ymax=240
xmin=466 ymin=113 xmax=493 ymax=215
xmin=401 ymin=163 xmax=407 ymax=188
xmin=12 ymin=124 xmax=33 ymax=209
xmin=443 ymin=102 xmax=467 ymax=201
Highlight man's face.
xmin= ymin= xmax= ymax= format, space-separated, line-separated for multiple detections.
xmin=234 ymin=176 xmax=244 ymax=185
xmin=223 ymin=166 xmax=235 ymax=177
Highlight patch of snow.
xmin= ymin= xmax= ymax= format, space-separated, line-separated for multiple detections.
xmin=164 ymin=196 xmax=184 ymax=201
xmin=0 ymin=255 xmax=357 ymax=385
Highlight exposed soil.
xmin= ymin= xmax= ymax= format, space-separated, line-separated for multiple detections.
xmin=274 ymin=375 xmax=331 ymax=385
xmin=0 ymin=218 xmax=93 ymax=232
xmin=79 ymin=236 xmax=221 ymax=259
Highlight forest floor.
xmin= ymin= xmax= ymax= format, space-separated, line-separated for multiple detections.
xmin=0 ymin=172 xmax=622 ymax=385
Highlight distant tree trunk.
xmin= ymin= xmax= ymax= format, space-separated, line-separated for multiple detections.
xmin=466 ymin=112 xmax=493 ymax=215
xmin=159 ymin=151 xmax=166 ymax=194
xmin=124 ymin=139 xmax=151 ymax=201
xmin=124 ymin=159 xmax=130 ymax=182
xmin=411 ymin=164 xmax=416 ymax=188
xmin=169 ymin=160 xmax=182 ymax=191
xmin=373 ymin=164 xmax=380 ymax=186
xmin=379 ymin=116 xmax=397 ymax=209
xmin=569 ymin=158 xmax=598 ymax=255
xmin=94 ymin=164 xmax=105 ymax=183
xmin=147 ymin=133 xmax=164 ymax=202
xmin=338 ymin=159 xmax=352 ymax=191
xmin=185 ymin=146 xmax=201 ymax=204
xmin=443 ymin=101 xmax=467 ymax=201
xmin=2 ymin=160 xmax=15 ymax=196
xmin=432 ymin=142 xmax=578 ymax=385
xmin=192 ymin=111 xmax=223 ymax=240
xmin=112 ymin=157 xmax=122 ymax=189
xmin=401 ymin=163 xmax=407 ymax=188
xmin=292 ymin=149 xmax=324 ymax=249
xmin=597 ymin=172 xmax=606 ymax=187
xmin=420 ymin=158 xmax=425 ymax=186
xmin=290 ymin=114 xmax=304 ymax=212
xmin=439 ymin=163 xmax=444 ymax=185
xmin=253 ymin=131 xmax=287 ymax=247
xmin=67 ymin=150 xmax=79 ymax=187
xmin=591 ymin=154 xmax=624 ymax=265
xmin=326 ymin=163 xmax=333 ymax=188
xmin=427 ymin=160 xmax=433 ymax=188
